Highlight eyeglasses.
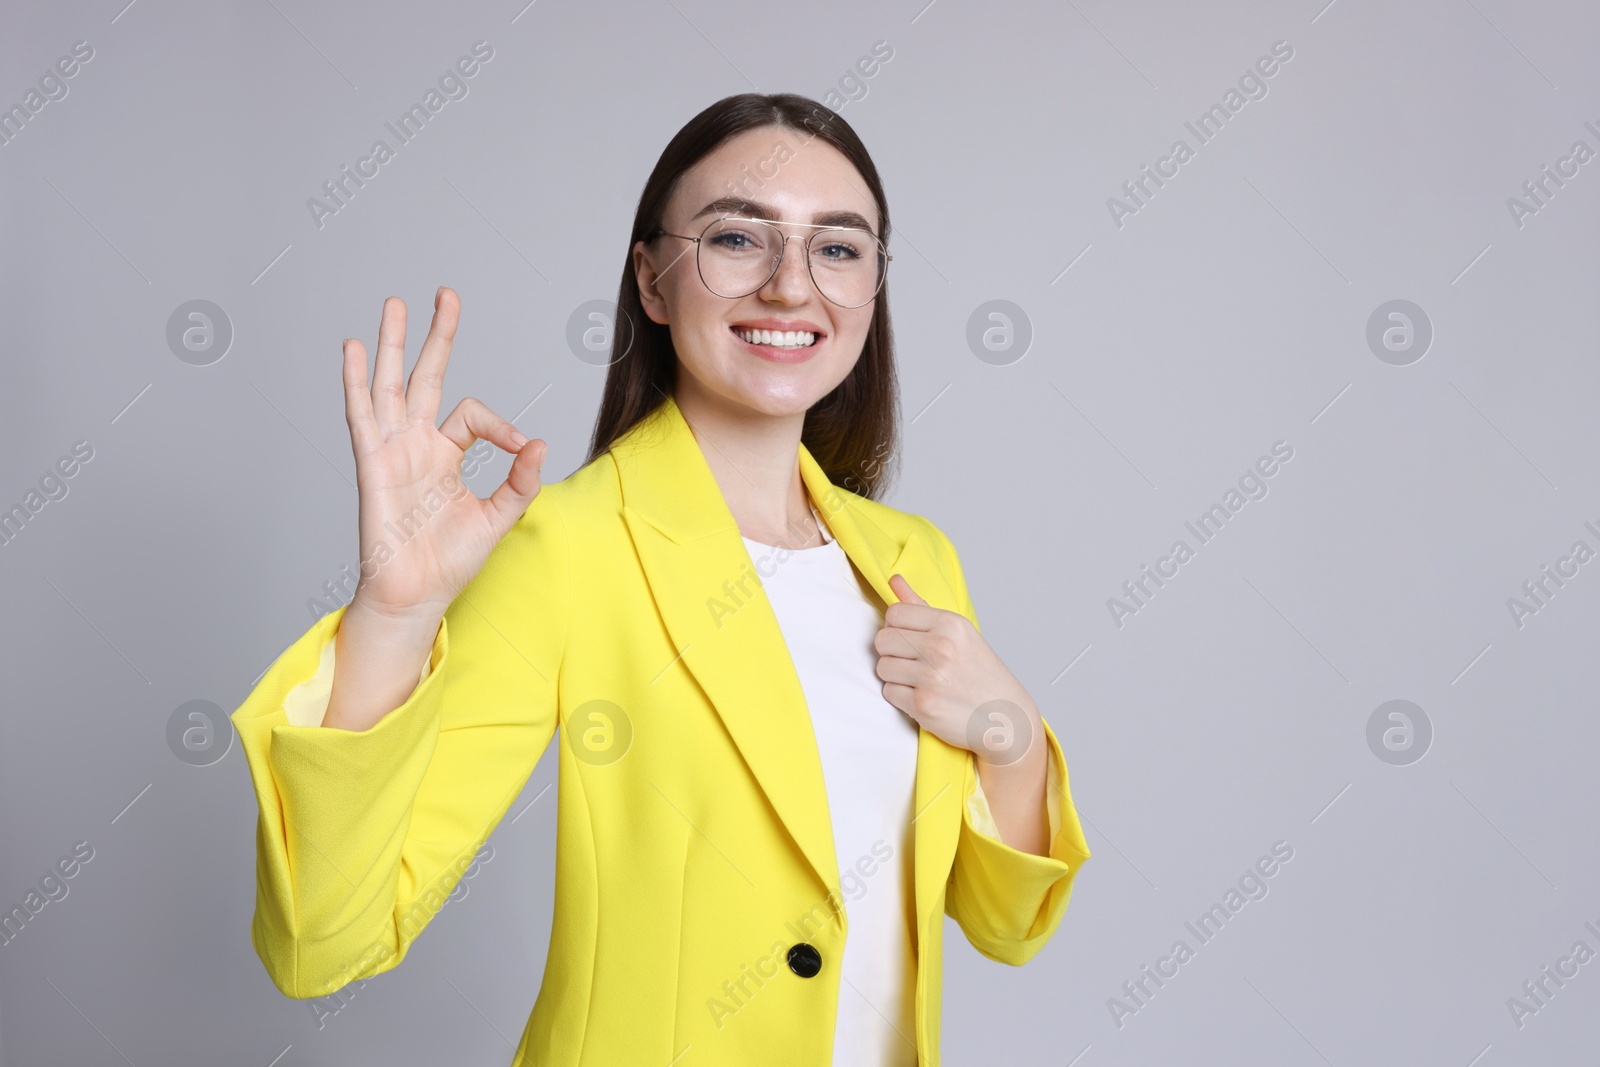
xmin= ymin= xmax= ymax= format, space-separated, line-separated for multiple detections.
xmin=649 ymin=216 xmax=891 ymax=310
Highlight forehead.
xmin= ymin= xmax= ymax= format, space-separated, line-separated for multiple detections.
xmin=668 ymin=125 xmax=880 ymax=232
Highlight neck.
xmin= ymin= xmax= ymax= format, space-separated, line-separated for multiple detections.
xmin=674 ymin=376 xmax=822 ymax=549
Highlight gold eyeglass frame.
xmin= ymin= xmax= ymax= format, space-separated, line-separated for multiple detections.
xmin=650 ymin=216 xmax=892 ymax=310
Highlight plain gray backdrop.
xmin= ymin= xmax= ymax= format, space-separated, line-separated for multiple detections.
xmin=3 ymin=0 xmax=1598 ymax=1064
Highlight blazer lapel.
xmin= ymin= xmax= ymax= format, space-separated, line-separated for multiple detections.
xmin=797 ymin=436 xmax=970 ymax=948
xmin=612 ymin=395 xmax=840 ymax=900
xmin=610 ymin=394 xmax=967 ymax=934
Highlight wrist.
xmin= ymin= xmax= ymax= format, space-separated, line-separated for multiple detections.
xmin=343 ymin=595 xmax=445 ymax=647
xmin=972 ymin=697 xmax=1044 ymax=770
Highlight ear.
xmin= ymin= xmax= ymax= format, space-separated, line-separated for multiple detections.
xmin=632 ymin=240 xmax=670 ymax=326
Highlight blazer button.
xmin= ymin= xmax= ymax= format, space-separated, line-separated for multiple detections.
xmin=786 ymin=943 xmax=822 ymax=978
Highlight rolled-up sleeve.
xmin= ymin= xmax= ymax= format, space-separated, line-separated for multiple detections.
xmin=950 ymin=718 xmax=1091 ymax=964
xmin=921 ymin=516 xmax=1092 ymax=966
xmin=230 ymin=488 xmax=571 ymax=999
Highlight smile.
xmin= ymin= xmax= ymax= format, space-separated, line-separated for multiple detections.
xmin=729 ymin=325 xmax=821 ymax=362
xmin=731 ymin=326 xmax=817 ymax=349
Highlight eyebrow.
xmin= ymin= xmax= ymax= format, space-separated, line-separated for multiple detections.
xmin=691 ymin=196 xmax=877 ymax=234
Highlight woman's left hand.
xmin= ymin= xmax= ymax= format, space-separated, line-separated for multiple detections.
xmin=875 ymin=573 xmax=1041 ymax=764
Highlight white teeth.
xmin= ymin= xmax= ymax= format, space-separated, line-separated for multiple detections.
xmin=732 ymin=329 xmax=812 ymax=350
xmin=735 ymin=327 xmax=816 ymax=349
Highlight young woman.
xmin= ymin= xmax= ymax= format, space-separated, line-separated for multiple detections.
xmin=232 ymin=93 xmax=1091 ymax=1067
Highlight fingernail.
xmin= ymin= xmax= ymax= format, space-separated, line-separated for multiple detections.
xmin=510 ymin=431 xmax=529 ymax=447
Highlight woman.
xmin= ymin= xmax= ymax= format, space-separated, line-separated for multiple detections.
xmin=232 ymin=92 xmax=1091 ymax=1067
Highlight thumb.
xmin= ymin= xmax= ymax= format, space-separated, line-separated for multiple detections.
xmin=485 ymin=438 xmax=547 ymax=538
xmin=889 ymin=573 xmax=926 ymax=605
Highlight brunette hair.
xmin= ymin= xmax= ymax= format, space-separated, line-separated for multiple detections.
xmin=583 ymin=92 xmax=899 ymax=501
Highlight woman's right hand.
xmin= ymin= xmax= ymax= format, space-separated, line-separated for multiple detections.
xmin=341 ymin=287 xmax=548 ymax=625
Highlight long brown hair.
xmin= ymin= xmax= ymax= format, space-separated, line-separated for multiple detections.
xmin=584 ymin=92 xmax=900 ymax=501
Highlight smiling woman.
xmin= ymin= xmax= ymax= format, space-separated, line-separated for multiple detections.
xmin=601 ymin=108 xmax=900 ymax=495
xmin=231 ymin=92 xmax=1091 ymax=1067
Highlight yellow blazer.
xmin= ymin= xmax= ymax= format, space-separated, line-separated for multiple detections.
xmin=232 ymin=392 xmax=1091 ymax=1066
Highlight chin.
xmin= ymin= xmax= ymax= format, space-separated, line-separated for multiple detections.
xmin=716 ymin=374 xmax=840 ymax=419
xmin=679 ymin=348 xmax=856 ymax=420
xmin=732 ymin=389 xmax=825 ymax=418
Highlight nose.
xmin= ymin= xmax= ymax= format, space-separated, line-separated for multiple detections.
xmin=757 ymin=234 xmax=815 ymax=304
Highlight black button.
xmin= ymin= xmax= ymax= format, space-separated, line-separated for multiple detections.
xmin=786 ymin=943 xmax=822 ymax=978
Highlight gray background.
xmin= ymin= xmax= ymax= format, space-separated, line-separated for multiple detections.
xmin=3 ymin=0 xmax=1597 ymax=1064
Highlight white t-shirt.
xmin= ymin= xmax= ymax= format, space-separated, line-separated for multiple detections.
xmin=741 ymin=507 xmax=922 ymax=1067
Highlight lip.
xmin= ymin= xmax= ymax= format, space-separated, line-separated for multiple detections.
xmin=728 ymin=322 xmax=824 ymax=364
xmin=730 ymin=317 xmax=826 ymax=335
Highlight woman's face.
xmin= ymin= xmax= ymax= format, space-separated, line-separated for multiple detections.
xmin=632 ymin=125 xmax=881 ymax=419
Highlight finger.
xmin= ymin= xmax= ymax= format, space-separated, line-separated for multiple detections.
xmin=875 ymin=653 xmax=926 ymax=687
xmin=342 ymin=338 xmax=381 ymax=456
xmin=880 ymin=681 xmax=918 ymax=720
xmin=484 ymin=438 xmax=547 ymax=541
xmin=406 ymin=286 xmax=458 ymax=427
xmin=876 ymin=622 xmax=951 ymax=685
xmin=889 ymin=573 xmax=927 ymax=605
xmin=371 ymin=296 xmax=408 ymax=434
xmin=874 ymin=625 xmax=923 ymax=660
xmin=437 ymin=396 xmax=530 ymax=455
xmin=883 ymin=598 xmax=942 ymax=632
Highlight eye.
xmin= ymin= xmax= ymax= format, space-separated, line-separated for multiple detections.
xmin=814 ymin=240 xmax=863 ymax=261
xmin=707 ymin=229 xmax=764 ymax=252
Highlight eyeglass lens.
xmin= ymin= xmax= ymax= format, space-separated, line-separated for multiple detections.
xmin=697 ymin=219 xmax=886 ymax=308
